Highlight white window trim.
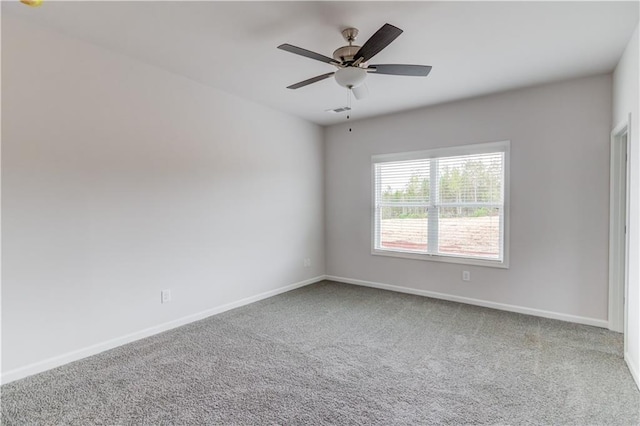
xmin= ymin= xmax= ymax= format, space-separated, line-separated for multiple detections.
xmin=371 ymin=140 xmax=510 ymax=269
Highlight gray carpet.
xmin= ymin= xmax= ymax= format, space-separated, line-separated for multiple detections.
xmin=2 ymin=280 xmax=639 ymax=425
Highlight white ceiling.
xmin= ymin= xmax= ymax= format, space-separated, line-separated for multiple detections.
xmin=3 ymin=1 xmax=639 ymax=126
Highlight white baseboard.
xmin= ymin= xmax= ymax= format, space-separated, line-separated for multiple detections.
xmin=326 ymin=275 xmax=609 ymax=329
xmin=1 ymin=275 xmax=326 ymax=385
xmin=625 ymin=352 xmax=640 ymax=391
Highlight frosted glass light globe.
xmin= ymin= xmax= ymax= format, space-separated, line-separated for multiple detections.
xmin=335 ymin=67 xmax=367 ymax=89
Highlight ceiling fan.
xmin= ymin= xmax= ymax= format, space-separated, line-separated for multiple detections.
xmin=278 ymin=23 xmax=432 ymax=100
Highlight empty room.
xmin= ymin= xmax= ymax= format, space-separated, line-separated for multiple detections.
xmin=2 ymin=1 xmax=639 ymax=424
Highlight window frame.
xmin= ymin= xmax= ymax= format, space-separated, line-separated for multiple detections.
xmin=371 ymin=140 xmax=510 ymax=269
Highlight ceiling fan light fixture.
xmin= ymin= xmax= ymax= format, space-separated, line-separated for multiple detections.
xmin=334 ymin=67 xmax=367 ymax=89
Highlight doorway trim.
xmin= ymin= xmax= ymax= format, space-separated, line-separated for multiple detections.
xmin=608 ymin=114 xmax=631 ymax=338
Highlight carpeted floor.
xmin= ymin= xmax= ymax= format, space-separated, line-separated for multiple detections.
xmin=2 ymin=280 xmax=639 ymax=425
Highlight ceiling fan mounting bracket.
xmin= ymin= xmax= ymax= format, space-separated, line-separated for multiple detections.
xmin=341 ymin=28 xmax=359 ymax=44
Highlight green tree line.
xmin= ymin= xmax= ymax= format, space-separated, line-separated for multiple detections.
xmin=381 ymin=160 xmax=502 ymax=219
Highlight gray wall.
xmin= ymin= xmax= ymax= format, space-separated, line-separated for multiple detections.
xmin=2 ymin=16 xmax=325 ymax=377
xmin=325 ymin=74 xmax=612 ymax=323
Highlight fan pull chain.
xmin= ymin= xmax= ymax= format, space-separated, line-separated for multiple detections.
xmin=347 ymin=89 xmax=352 ymax=132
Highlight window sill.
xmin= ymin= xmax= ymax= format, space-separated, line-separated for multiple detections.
xmin=371 ymin=248 xmax=509 ymax=269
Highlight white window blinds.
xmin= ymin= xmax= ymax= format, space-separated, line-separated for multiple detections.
xmin=373 ymin=141 xmax=508 ymax=266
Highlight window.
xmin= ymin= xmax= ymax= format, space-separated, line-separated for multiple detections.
xmin=372 ymin=141 xmax=509 ymax=268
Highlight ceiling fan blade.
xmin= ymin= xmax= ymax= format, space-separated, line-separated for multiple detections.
xmin=352 ymin=83 xmax=369 ymax=100
xmin=368 ymin=64 xmax=432 ymax=76
xmin=278 ymin=44 xmax=339 ymax=65
xmin=286 ymin=72 xmax=335 ymax=89
xmin=353 ymin=23 xmax=403 ymax=63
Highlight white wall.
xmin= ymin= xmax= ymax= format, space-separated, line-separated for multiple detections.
xmin=325 ymin=75 xmax=612 ymax=325
xmin=613 ymin=24 xmax=640 ymax=388
xmin=1 ymin=16 xmax=325 ymax=380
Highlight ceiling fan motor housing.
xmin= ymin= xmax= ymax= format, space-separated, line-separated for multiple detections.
xmin=333 ymin=45 xmax=362 ymax=63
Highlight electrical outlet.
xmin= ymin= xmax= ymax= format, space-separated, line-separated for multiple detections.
xmin=462 ymin=271 xmax=471 ymax=282
xmin=161 ymin=289 xmax=171 ymax=304
xmin=303 ymin=258 xmax=311 ymax=268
